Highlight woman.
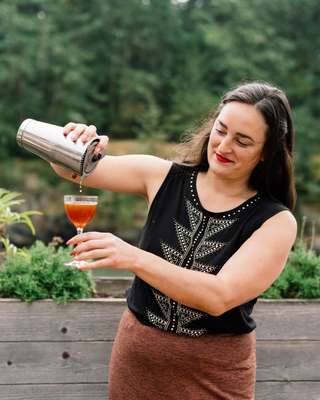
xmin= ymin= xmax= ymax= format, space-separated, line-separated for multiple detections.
xmin=51 ymin=82 xmax=297 ymax=399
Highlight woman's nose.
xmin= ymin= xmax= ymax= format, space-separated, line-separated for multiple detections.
xmin=217 ymin=136 xmax=232 ymax=153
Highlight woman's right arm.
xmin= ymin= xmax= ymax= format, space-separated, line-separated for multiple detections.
xmin=50 ymin=123 xmax=172 ymax=202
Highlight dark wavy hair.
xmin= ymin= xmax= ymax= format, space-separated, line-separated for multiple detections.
xmin=176 ymin=82 xmax=296 ymax=210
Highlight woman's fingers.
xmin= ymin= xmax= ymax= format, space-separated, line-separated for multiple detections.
xmin=71 ymin=239 xmax=107 ymax=255
xmin=62 ymin=122 xmax=99 ymax=143
xmin=67 ymin=232 xmax=138 ymax=271
xmin=83 ymin=125 xmax=98 ymax=143
xmin=62 ymin=122 xmax=106 ymax=152
xmin=67 ymin=231 xmax=108 ymax=246
xmin=94 ymin=135 xmax=109 ymax=155
xmin=74 ymin=248 xmax=111 ymax=261
xmin=77 ymin=258 xmax=112 ymax=270
xmin=70 ymin=124 xmax=88 ymax=142
xmin=63 ymin=122 xmax=76 ymax=135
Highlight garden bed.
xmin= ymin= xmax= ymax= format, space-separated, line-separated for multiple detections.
xmin=0 ymin=277 xmax=319 ymax=400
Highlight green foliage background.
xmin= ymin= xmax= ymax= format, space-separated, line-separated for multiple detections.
xmin=0 ymin=0 xmax=320 ymax=248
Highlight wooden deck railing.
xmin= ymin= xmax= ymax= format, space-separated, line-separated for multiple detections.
xmin=0 ymin=278 xmax=319 ymax=400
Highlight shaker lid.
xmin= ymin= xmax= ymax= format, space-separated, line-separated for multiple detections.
xmin=81 ymin=138 xmax=102 ymax=176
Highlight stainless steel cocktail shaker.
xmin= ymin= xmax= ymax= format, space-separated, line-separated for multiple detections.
xmin=17 ymin=119 xmax=102 ymax=176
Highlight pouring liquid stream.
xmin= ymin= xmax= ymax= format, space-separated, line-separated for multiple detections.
xmin=79 ymin=176 xmax=83 ymax=193
xmin=72 ymin=172 xmax=83 ymax=193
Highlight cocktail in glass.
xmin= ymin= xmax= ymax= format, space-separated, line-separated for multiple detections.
xmin=64 ymin=195 xmax=98 ymax=267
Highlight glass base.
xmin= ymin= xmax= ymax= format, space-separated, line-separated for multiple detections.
xmin=64 ymin=260 xmax=88 ymax=268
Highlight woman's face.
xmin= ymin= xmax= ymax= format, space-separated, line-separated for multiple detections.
xmin=207 ymin=101 xmax=267 ymax=183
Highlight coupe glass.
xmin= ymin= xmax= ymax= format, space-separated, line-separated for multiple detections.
xmin=64 ymin=195 xmax=98 ymax=267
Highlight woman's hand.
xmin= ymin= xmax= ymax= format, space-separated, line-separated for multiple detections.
xmin=63 ymin=122 xmax=109 ymax=156
xmin=67 ymin=232 xmax=141 ymax=271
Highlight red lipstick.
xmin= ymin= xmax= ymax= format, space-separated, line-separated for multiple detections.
xmin=216 ymin=153 xmax=232 ymax=163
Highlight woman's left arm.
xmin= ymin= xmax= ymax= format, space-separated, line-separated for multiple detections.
xmin=69 ymin=210 xmax=297 ymax=316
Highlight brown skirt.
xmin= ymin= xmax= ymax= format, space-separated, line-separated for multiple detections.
xmin=108 ymin=309 xmax=256 ymax=400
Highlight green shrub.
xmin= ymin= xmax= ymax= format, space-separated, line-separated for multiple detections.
xmin=0 ymin=188 xmax=40 ymax=258
xmin=262 ymin=240 xmax=320 ymax=299
xmin=0 ymin=241 xmax=96 ymax=304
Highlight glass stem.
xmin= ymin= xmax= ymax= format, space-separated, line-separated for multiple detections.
xmin=77 ymin=227 xmax=83 ymax=235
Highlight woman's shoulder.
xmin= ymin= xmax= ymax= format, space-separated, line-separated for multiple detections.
xmin=259 ymin=195 xmax=296 ymax=229
xmin=145 ymin=160 xmax=196 ymax=208
xmin=252 ymin=206 xmax=297 ymax=252
xmin=241 ymin=194 xmax=296 ymax=239
xmin=262 ymin=207 xmax=297 ymax=231
xmin=171 ymin=161 xmax=200 ymax=176
xmin=257 ymin=194 xmax=293 ymax=216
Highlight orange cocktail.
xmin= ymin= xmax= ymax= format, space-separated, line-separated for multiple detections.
xmin=64 ymin=195 xmax=98 ymax=234
xmin=64 ymin=201 xmax=97 ymax=230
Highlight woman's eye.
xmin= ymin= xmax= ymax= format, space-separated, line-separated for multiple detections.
xmin=236 ymin=140 xmax=250 ymax=147
xmin=214 ymin=129 xmax=251 ymax=147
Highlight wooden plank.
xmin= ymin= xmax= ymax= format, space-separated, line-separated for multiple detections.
xmin=1 ymin=382 xmax=320 ymax=400
xmin=256 ymin=341 xmax=320 ymax=381
xmin=254 ymin=300 xmax=320 ymax=340
xmin=1 ymin=339 xmax=319 ymax=384
xmin=0 ymin=342 xmax=111 ymax=384
xmin=0 ymin=299 xmax=126 ymax=341
xmin=256 ymin=381 xmax=320 ymax=400
xmin=0 ymin=384 xmax=107 ymax=400
xmin=1 ymin=298 xmax=319 ymax=342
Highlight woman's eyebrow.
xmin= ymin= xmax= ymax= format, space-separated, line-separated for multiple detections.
xmin=217 ymin=119 xmax=255 ymax=142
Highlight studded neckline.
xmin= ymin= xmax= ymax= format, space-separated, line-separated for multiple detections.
xmin=189 ymin=170 xmax=261 ymax=218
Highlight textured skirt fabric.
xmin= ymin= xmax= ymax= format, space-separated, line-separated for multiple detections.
xmin=108 ymin=309 xmax=256 ymax=400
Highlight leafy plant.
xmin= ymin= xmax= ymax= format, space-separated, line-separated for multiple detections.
xmin=261 ymin=240 xmax=320 ymax=299
xmin=0 ymin=241 xmax=95 ymax=304
xmin=0 ymin=188 xmax=41 ymax=258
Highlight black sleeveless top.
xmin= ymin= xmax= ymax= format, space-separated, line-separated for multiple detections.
xmin=127 ymin=163 xmax=288 ymax=337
